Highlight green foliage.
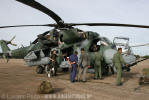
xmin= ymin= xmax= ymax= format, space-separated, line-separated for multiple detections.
xmin=142 ymin=55 xmax=149 ymax=59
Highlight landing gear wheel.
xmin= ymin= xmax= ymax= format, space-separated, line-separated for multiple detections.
xmin=36 ymin=66 xmax=44 ymax=74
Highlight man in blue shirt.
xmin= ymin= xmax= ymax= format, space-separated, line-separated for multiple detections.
xmin=68 ymin=51 xmax=78 ymax=83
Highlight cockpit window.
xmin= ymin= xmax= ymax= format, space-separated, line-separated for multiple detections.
xmin=101 ymin=37 xmax=111 ymax=44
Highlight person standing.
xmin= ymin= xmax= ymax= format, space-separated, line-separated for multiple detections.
xmin=50 ymin=50 xmax=58 ymax=76
xmin=113 ymin=48 xmax=128 ymax=86
xmin=94 ymin=51 xmax=103 ymax=80
xmin=68 ymin=51 xmax=78 ymax=83
xmin=78 ymin=48 xmax=90 ymax=82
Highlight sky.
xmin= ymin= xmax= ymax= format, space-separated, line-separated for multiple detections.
xmin=0 ymin=0 xmax=149 ymax=56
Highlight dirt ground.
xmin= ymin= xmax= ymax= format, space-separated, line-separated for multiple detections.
xmin=0 ymin=59 xmax=149 ymax=100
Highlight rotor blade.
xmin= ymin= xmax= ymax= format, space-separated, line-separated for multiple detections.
xmin=0 ymin=24 xmax=56 ymax=29
xmin=10 ymin=36 xmax=16 ymax=42
xmin=130 ymin=43 xmax=149 ymax=47
xmin=16 ymin=0 xmax=64 ymax=26
xmin=67 ymin=23 xmax=149 ymax=29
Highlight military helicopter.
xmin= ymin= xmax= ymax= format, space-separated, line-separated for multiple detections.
xmin=0 ymin=0 xmax=149 ymax=75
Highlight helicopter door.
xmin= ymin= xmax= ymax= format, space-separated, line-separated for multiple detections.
xmin=61 ymin=46 xmax=73 ymax=61
xmin=58 ymin=47 xmax=73 ymax=69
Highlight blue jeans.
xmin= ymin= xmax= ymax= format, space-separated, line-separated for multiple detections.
xmin=70 ymin=64 xmax=77 ymax=82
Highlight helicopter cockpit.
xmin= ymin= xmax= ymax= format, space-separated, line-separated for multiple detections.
xmin=113 ymin=37 xmax=131 ymax=54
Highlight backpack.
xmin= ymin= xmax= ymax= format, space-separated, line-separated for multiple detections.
xmin=37 ymin=80 xmax=54 ymax=94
